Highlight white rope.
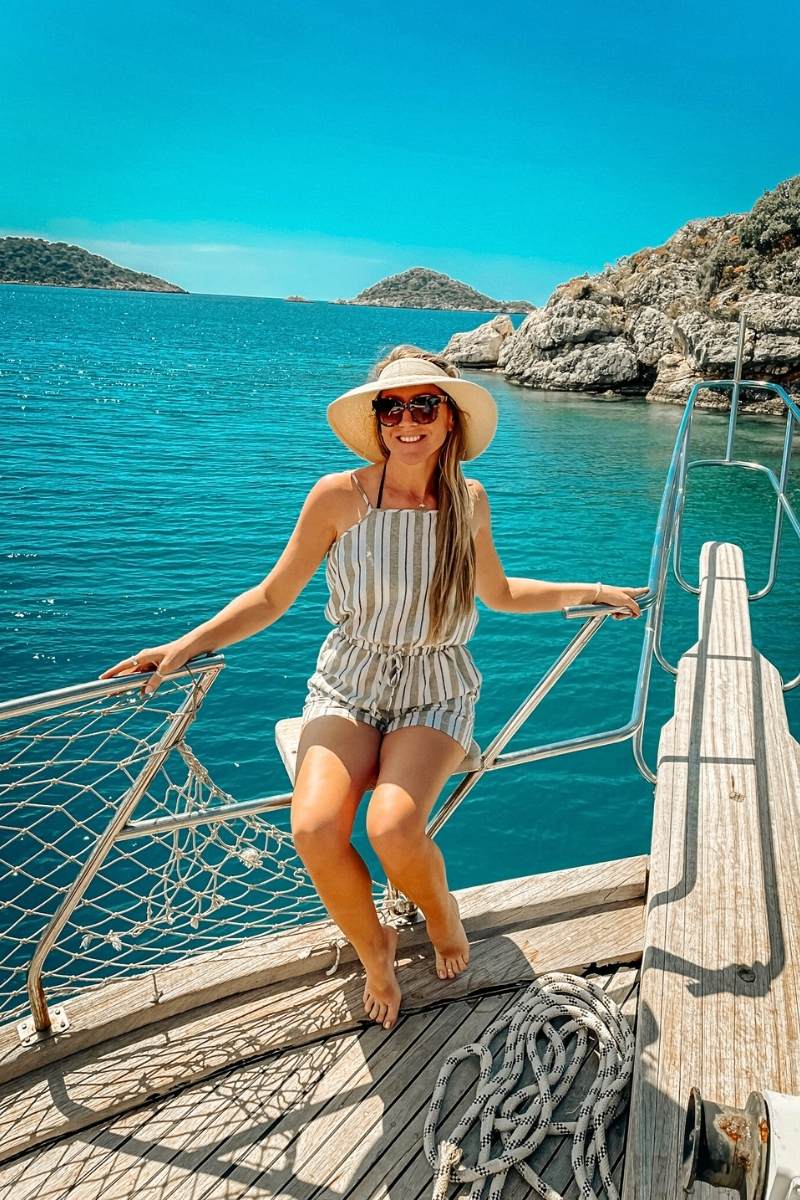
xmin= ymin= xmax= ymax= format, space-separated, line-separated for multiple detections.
xmin=424 ymin=972 xmax=635 ymax=1200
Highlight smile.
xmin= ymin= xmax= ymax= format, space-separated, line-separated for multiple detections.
xmin=397 ymin=435 xmax=424 ymax=443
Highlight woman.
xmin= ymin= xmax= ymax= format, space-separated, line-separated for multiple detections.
xmin=100 ymin=345 xmax=647 ymax=1033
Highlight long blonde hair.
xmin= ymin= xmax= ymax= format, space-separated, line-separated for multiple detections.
xmin=371 ymin=344 xmax=476 ymax=643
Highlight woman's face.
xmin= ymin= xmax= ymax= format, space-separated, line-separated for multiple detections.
xmin=376 ymin=383 xmax=454 ymax=460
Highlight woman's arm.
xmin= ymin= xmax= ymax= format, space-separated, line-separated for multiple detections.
xmin=471 ymin=481 xmax=646 ymax=619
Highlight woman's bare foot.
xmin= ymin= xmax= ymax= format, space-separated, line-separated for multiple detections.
xmin=426 ymin=891 xmax=470 ymax=980
xmin=361 ymin=923 xmax=402 ymax=1030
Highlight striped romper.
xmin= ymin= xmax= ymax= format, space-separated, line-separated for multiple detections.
xmin=300 ymin=469 xmax=483 ymax=755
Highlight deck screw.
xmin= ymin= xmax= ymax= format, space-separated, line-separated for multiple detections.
xmin=737 ymin=965 xmax=756 ymax=983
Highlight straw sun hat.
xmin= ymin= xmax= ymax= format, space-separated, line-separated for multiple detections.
xmin=327 ymin=356 xmax=498 ymax=463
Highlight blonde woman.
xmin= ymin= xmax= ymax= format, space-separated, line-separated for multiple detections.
xmin=100 ymin=345 xmax=647 ymax=1033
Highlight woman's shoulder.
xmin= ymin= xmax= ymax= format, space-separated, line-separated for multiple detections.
xmin=463 ymin=476 xmax=490 ymax=529
xmin=464 ymin=476 xmax=487 ymax=504
xmin=303 ymin=471 xmax=367 ymax=539
xmin=306 ymin=470 xmax=358 ymax=500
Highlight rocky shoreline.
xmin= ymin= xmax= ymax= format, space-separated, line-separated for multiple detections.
xmin=442 ymin=177 xmax=800 ymax=414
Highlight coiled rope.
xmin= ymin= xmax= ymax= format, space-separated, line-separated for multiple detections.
xmin=423 ymin=972 xmax=635 ymax=1200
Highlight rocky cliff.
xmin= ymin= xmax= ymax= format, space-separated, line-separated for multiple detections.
xmin=446 ymin=177 xmax=800 ymax=412
xmin=0 ymin=237 xmax=187 ymax=293
xmin=340 ymin=267 xmax=533 ymax=313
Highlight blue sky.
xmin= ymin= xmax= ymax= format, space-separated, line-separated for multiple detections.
xmin=2 ymin=0 xmax=798 ymax=302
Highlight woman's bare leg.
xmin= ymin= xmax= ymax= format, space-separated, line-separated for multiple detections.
xmin=292 ymin=715 xmax=401 ymax=1029
xmin=365 ymin=725 xmax=471 ymax=980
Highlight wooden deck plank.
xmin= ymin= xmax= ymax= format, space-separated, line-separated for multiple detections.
xmin=651 ymin=689 xmax=694 ymax=1196
xmin=0 ymin=1006 xmax=443 ymax=1200
xmin=0 ymin=855 xmax=647 ymax=1088
xmin=165 ymin=1003 xmax=481 ymax=1200
xmin=625 ymin=545 xmax=731 ymax=1199
xmin=623 ymin=541 xmax=800 ymax=1200
xmin=0 ymin=1057 xmax=290 ymax=1200
xmin=209 ymin=991 xmax=520 ymax=1200
xmin=267 ymin=991 xmax=527 ymax=1200
xmin=0 ymin=890 xmax=643 ymax=1163
xmin=65 ymin=1008 xmax=449 ymax=1200
xmin=0 ymin=1034 xmax=364 ymax=1200
xmin=53 ymin=994 xmax=522 ymax=1200
xmin=762 ymin=645 xmax=800 ymax=1082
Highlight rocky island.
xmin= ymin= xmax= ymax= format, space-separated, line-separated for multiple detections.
xmin=443 ymin=176 xmax=800 ymax=412
xmin=339 ymin=266 xmax=533 ymax=313
xmin=0 ymin=237 xmax=187 ymax=293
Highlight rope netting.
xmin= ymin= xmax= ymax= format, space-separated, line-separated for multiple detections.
xmin=0 ymin=671 xmax=385 ymax=1026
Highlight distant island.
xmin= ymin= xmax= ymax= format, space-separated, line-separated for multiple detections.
xmin=0 ymin=237 xmax=186 ymax=293
xmin=338 ymin=267 xmax=533 ymax=313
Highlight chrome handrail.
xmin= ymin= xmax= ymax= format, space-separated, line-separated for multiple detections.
xmin=0 ymin=652 xmax=226 ymax=721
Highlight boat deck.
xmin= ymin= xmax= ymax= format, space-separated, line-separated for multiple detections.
xmin=0 ymin=859 xmax=646 ymax=1199
xmin=0 ymin=960 xmax=640 ymax=1200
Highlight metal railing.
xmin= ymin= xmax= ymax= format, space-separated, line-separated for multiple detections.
xmin=3 ymin=315 xmax=798 ymax=1040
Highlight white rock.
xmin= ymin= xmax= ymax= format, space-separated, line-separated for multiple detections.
xmin=443 ymin=315 xmax=515 ymax=366
xmin=625 ymin=306 xmax=677 ymax=366
xmin=740 ymin=291 xmax=800 ymax=334
xmin=674 ymin=312 xmax=756 ymax=372
xmin=646 ymin=354 xmax=719 ymax=407
xmin=618 ymin=259 xmax=701 ymax=315
xmin=527 ymin=299 xmax=625 ymax=350
xmin=750 ymin=333 xmax=800 ymax=369
xmin=506 ymin=338 xmax=639 ymax=390
xmin=647 ymin=352 xmax=785 ymax=412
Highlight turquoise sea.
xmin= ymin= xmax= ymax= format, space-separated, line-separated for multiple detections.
xmin=3 ymin=284 xmax=800 ymax=893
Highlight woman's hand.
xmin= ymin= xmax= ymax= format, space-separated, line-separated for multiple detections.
xmin=596 ymin=585 xmax=649 ymax=620
xmin=98 ymin=639 xmax=196 ymax=698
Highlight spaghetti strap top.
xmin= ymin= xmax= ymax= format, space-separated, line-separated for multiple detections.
xmin=322 ymin=467 xmax=478 ymax=650
xmin=351 ymin=471 xmax=373 ymax=515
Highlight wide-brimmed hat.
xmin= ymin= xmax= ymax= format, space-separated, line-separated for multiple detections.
xmin=327 ymin=356 xmax=498 ymax=462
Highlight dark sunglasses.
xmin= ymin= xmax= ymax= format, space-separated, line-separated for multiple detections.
xmin=372 ymin=393 xmax=450 ymax=427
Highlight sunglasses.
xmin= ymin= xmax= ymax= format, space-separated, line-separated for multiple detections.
xmin=372 ymin=393 xmax=450 ymax=427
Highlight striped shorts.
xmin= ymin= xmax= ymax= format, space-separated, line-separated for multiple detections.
xmin=300 ymin=627 xmax=482 ymax=756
